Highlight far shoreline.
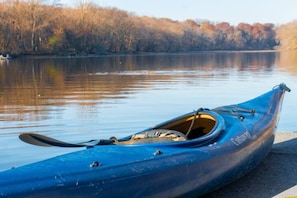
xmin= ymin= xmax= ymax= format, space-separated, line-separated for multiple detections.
xmin=11 ymin=49 xmax=289 ymax=59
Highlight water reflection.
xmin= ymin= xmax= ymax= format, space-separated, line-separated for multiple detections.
xmin=0 ymin=52 xmax=278 ymax=98
xmin=0 ymin=51 xmax=296 ymax=170
xmin=0 ymin=51 xmax=289 ymax=122
xmin=277 ymin=51 xmax=297 ymax=75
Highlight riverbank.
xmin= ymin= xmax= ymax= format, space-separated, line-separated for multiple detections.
xmin=6 ymin=49 xmax=282 ymax=59
xmin=205 ymin=131 xmax=297 ymax=198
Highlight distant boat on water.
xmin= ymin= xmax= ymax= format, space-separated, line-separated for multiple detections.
xmin=0 ymin=54 xmax=12 ymax=60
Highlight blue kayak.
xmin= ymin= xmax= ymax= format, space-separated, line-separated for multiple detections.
xmin=0 ymin=83 xmax=290 ymax=197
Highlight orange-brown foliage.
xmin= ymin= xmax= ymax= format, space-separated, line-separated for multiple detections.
xmin=0 ymin=0 xmax=281 ymax=55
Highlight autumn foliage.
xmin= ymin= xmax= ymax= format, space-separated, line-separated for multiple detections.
xmin=276 ymin=21 xmax=297 ymax=50
xmin=0 ymin=0 xmax=294 ymax=55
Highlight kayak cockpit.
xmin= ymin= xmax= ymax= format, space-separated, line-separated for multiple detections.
xmin=158 ymin=113 xmax=217 ymax=140
xmin=118 ymin=110 xmax=223 ymax=145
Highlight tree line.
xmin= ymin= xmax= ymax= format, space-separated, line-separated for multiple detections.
xmin=276 ymin=21 xmax=297 ymax=50
xmin=0 ymin=0 xmax=295 ymax=55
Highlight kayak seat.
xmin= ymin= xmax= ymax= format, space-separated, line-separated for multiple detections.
xmin=126 ymin=129 xmax=187 ymax=144
xmin=156 ymin=113 xmax=217 ymax=140
xmin=187 ymin=127 xmax=206 ymax=139
xmin=186 ymin=117 xmax=216 ymax=140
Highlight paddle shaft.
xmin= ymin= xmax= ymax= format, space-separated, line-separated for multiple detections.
xmin=19 ymin=133 xmax=113 ymax=147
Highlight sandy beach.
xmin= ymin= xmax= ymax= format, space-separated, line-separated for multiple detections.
xmin=205 ymin=131 xmax=297 ymax=198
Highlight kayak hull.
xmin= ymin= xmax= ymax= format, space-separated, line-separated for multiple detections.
xmin=0 ymin=84 xmax=289 ymax=197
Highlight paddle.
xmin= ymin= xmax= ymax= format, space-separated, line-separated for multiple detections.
xmin=19 ymin=130 xmax=187 ymax=147
xmin=19 ymin=133 xmax=114 ymax=147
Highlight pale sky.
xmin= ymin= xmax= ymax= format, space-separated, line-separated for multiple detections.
xmin=59 ymin=0 xmax=297 ymax=25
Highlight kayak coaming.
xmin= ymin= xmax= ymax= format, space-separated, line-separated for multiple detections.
xmin=0 ymin=84 xmax=289 ymax=197
xmin=135 ymin=109 xmax=226 ymax=147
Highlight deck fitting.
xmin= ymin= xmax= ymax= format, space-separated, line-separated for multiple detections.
xmin=154 ymin=150 xmax=162 ymax=155
xmin=90 ymin=161 xmax=102 ymax=168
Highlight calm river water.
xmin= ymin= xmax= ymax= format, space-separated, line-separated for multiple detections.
xmin=0 ymin=51 xmax=296 ymax=170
